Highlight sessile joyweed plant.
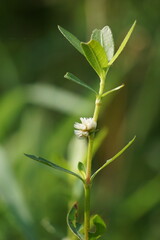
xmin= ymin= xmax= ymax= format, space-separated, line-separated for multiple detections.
xmin=25 ymin=21 xmax=136 ymax=240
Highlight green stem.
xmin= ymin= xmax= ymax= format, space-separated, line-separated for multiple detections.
xmin=84 ymin=135 xmax=93 ymax=240
xmin=93 ymin=78 xmax=105 ymax=122
xmin=84 ymin=73 xmax=107 ymax=239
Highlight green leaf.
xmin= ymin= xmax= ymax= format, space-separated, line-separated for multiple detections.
xmin=91 ymin=136 xmax=136 ymax=181
xmin=102 ymin=84 xmax=125 ymax=97
xmin=58 ymin=25 xmax=84 ymax=55
xmin=89 ymin=214 xmax=106 ymax=240
xmin=81 ymin=40 xmax=108 ymax=78
xmin=64 ymin=72 xmax=97 ymax=94
xmin=78 ymin=162 xmax=86 ymax=178
xmin=109 ymin=21 xmax=136 ymax=65
xmin=67 ymin=203 xmax=84 ymax=240
xmin=24 ymin=154 xmax=84 ymax=182
xmin=91 ymin=26 xmax=114 ymax=61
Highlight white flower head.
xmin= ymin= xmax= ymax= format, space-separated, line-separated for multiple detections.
xmin=74 ymin=117 xmax=97 ymax=138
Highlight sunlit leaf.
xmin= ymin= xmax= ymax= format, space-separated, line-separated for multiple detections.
xmin=24 ymin=154 xmax=84 ymax=182
xmin=81 ymin=40 xmax=108 ymax=78
xmin=64 ymin=72 xmax=97 ymax=94
xmin=89 ymin=214 xmax=106 ymax=240
xmin=109 ymin=21 xmax=136 ymax=65
xmin=91 ymin=26 xmax=114 ymax=61
xmin=67 ymin=203 xmax=84 ymax=240
xmin=58 ymin=25 xmax=84 ymax=55
xmin=91 ymin=136 xmax=136 ymax=180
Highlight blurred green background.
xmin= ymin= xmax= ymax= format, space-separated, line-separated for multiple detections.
xmin=0 ymin=0 xmax=160 ymax=240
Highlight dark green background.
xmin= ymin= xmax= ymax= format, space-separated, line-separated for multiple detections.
xmin=0 ymin=0 xmax=160 ymax=240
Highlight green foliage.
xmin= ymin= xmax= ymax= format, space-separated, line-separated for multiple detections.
xmin=91 ymin=26 xmax=114 ymax=61
xmin=1 ymin=2 xmax=159 ymax=240
xmin=59 ymin=21 xmax=136 ymax=80
xmin=78 ymin=162 xmax=86 ymax=178
xmin=67 ymin=203 xmax=84 ymax=240
xmin=89 ymin=214 xmax=106 ymax=240
xmin=108 ymin=21 xmax=136 ymax=65
xmin=101 ymin=84 xmax=124 ymax=98
xmin=24 ymin=154 xmax=84 ymax=182
xmin=81 ymin=40 xmax=108 ymax=78
xmin=91 ymin=136 xmax=136 ymax=181
xmin=58 ymin=26 xmax=84 ymax=55
xmin=64 ymin=72 xmax=97 ymax=94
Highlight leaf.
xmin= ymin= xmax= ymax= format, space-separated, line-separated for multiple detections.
xmin=78 ymin=162 xmax=86 ymax=178
xmin=58 ymin=25 xmax=84 ymax=55
xmin=108 ymin=21 xmax=136 ymax=65
xmin=102 ymin=84 xmax=125 ymax=97
xmin=91 ymin=26 xmax=114 ymax=61
xmin=67 ymin=203 xmax=84 ymax=240
xmin=64 ymin=72 xmax=97 ymax=94
xmin=24 ymin=154 xmax=84 ymax=182
xmin=81 ymin=40 xmax=108 ymax=78
xmin=89 ymin=214 xmax=106 ymax=240
xmin=91 ymin=136 xmax=136 ymax=181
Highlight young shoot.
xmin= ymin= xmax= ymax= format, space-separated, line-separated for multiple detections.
xmin=25 ymin=21 xmax=136 ymax=240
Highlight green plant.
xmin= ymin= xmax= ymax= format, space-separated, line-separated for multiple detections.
xmin=25 ymin=21 xmax=136 ymax=240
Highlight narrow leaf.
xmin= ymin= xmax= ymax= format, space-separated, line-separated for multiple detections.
xmin=89 ymin=214 xmax=106 ymax=240
xmin=81 ymin=40 xmax=108 ymax=78
xmin=91 ymin=26 xmax=114 ymax=61
xmin=91 ymin=136 xmax=136 ymax=180
xmin=58 ymin=25 xmax=84 ymax=55
xmin=24 ymin=154 xmax=83 ymax=182
xmin=102 ymin=84 xmax=125 ymax=97
xmin=67 ymin=203 xmax=84 ymax=240
xmin=64 ymin=72 xmax=97 ymax=94
xmin=109 ymin=21 xmax=136 ymax=65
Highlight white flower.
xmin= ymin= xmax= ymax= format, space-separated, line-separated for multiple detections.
xmin=74 ymin=117 xmax=97 ymax=138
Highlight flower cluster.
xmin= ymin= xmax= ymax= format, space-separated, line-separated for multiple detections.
xmin=74 ymin=117 xmax=97 ymax=138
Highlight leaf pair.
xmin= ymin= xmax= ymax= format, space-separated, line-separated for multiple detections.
xmin=58 ymin=21 xmax=136 ymax=78
xmin=67 ymin=203 xmax=106 ymax=240
xmin=25 ymin=136 xmax=135 ymax=184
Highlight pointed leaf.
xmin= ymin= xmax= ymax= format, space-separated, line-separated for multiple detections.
xmin=109 ymin=21 xmax=136 ymax=65
xmin=64 ymin=72 xmax=97 ymax=94
xmin=24 ymin=154 xmax=83 ymax=182
xmin=67 ymin=203 xmax=84 ymax=240
xmin=58 ymin=25 xmax=84 ymax=55
xmin=89 ymin=214 xmax=106 ymax=240
xmin=91 ymin=136 xmax=136 ymax=180
xmin=91 ymin=26 xmax=114 ymax=61
xmin=81 ymin=40 xmax=108 ymax=78
xmin=102 ymin=84 xmax=125 ymax=97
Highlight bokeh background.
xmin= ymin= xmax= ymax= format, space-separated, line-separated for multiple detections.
xmin=0 ymin=0 xmax=160 ymax=240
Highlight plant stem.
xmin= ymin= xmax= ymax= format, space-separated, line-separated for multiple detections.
xmin=84 ymin=135 xmax=93 ymax=240
xmin=93 ymin=71 xmax=107 ymax=122
xmin=84 ymin=73 xmax=107 ymax=239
